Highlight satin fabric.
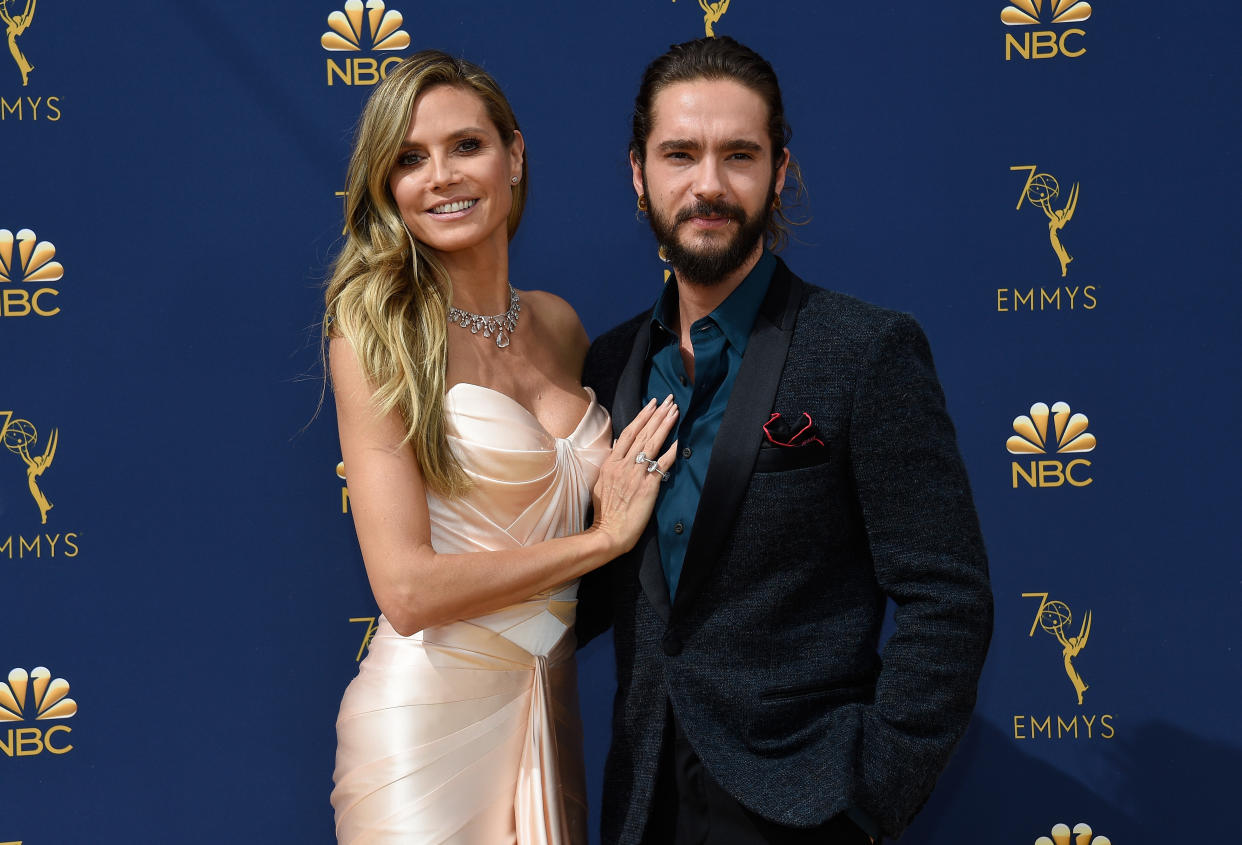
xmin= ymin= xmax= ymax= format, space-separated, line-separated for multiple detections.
xmin=332 ymin=384 xmax=611 ymax=844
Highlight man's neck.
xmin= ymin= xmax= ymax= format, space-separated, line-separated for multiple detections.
xmin=673 ymin=241 xmax=764 ymax=339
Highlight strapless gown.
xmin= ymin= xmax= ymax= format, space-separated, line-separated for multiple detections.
xmin=331 ymin=384 xmax=611 ymax=845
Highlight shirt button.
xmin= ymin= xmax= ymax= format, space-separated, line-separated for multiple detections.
xmin=673 ymin=522 xmax=684 ymax=534
xmin=679 ymin=375 xmax=688 ymax=386
xmin=682 ymin=447 xmax=692 ymax=459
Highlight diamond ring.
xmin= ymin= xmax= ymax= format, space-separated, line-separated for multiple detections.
xmin=635 ymin=452 xmax=648 ymax=464
xmin=644 ymin=458 xmax=669 ymax=482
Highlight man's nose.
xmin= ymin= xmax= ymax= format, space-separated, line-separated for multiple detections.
xmin=692 ymin=158 xmax=726 ymax=201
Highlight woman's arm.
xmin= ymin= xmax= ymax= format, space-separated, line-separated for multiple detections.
xmin=331 ymin=336 xmax=677 ymax=636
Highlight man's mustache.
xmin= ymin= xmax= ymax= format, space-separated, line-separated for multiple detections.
xmin=674 ymin=200 xmax=745 ymax=225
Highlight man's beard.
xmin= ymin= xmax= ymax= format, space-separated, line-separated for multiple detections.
xmin=646 ymin=182 xmax=773 ymax=288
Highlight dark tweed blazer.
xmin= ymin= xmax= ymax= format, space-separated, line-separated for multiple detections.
xmin=577 ymin=258 xmax=992 ymax=843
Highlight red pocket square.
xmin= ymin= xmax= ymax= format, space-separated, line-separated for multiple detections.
xmin=763 ymin=412 xmax=825 ymax=448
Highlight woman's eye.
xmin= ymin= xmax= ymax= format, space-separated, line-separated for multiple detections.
xmin=397 ymin=151 xmax=423 ymax=167
xmin=457 ymin=138 xmax=481 ymax=153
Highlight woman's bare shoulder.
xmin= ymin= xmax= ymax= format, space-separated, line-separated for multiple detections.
xmin=520 ymin=289 xmax=589 ymax=364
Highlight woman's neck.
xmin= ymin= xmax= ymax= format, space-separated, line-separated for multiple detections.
xmin=437 ymin=234 xmax=512 ymax=314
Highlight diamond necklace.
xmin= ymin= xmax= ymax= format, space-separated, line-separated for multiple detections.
xmin=447 ymin=285 xmax=520 ymax=348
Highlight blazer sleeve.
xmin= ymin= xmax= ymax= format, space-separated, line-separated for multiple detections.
xmin=848 ymin=313 xmax=993 ymax=835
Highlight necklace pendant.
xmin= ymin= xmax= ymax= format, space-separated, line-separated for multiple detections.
xmin=448 ymin=284 xmax=520 ymax=349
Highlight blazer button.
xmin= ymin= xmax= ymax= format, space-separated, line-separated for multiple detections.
xmin=662 ymin=631 xmax=683 ymax=656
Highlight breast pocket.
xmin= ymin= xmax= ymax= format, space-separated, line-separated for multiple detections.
xmin=753 ymin=441 xmax=831 ymax=473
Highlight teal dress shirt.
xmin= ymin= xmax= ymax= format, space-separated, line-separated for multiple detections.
xmin=644 ymin=251 xmax=776 ymax=597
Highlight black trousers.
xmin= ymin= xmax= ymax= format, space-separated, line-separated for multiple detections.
xmin=640 ymin=712 xmax=876 ymax=845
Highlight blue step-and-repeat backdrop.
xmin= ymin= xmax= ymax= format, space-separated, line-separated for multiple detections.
xmin=3 ymin=1 xmax=1239 ymax=842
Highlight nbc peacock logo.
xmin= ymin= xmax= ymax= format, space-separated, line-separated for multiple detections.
xmin=1006 ymin=401 xmax=1095 ymax=455
xmin=0 ymin=229 xmax=63 ymax=318
xmin=1034 ymin=822 xmax=1112 ymax=845
xmin=321 ymin=1 xmax=411 ymax=87
xmin=1001 ymin=1 xmax=1091 ymax=61
xmin=1002 ymin=0 xmax=1092 ymax=25
xmin=1007 ymin=401 xmax=1095 ymax=488
xmin=0 ymin=667 xmax=77 ymax=758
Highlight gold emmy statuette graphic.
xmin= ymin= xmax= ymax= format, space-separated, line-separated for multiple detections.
xmin=1035 ymin=822 xmax=1111 ymax=845
xmin=351 ymin=616 xmax=378 ymax=661
xmin=0 ymin=667 xmax=77 ymax=722
xmin=673 ymin=0 xmax=731 ymax=38
xmin=321 ymin=1 xmax=410 ymax=52
xmin=1012 ymin=165 xmax=1079 ymax=277
xmin=1002 ymin=0 xmax=1093 ymax=26
xmin=1007 ymin=402 xmax=1096 ymax=455
xmin=1024 ymin=593 xmax=1092 ymax=705
xmin=336 ymin=190 xmax=348 ymax=235
xmin=0 ymin=0 xmax=36 ymax=86
xmin=0 ymin=410 xmax=57 ymax=525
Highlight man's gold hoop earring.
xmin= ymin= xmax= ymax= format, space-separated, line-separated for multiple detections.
xmin=637 ymin=195 xmax=648 ymax=212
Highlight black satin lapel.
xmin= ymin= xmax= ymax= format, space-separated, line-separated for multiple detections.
xmin=636 ymin=522 xmax=671 ymax=622
xmin=673 ymin=262 xmax=801 ymax=612
xmin=612 ymin=317 xmax=652 ymax=438
xmin=611 ymin=317 xmax=669 ymax=619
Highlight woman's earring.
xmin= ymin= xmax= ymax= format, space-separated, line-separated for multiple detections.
xmin=511 ymin=175 xmax=520 ymax=184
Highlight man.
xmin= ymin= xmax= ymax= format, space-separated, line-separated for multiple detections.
xmin=578 ymin=37 xmax=992 ymax=844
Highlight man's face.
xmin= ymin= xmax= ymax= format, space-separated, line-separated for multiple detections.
xmin=633 ymin=78 xmax=788 ymax=286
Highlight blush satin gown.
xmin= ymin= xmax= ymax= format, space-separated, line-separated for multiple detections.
xmin=331 ymin=384 xmax=611 ymax=845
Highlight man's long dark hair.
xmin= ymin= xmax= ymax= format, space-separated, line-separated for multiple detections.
xmin=630 ymin=36 xmax=805 ymax=251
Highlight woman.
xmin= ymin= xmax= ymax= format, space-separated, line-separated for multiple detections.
xmin=324 ymin=51 xmax=677 ymax=844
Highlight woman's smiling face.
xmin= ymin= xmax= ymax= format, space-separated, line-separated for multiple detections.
xmin=388 ymin=85 xmax=524 ymax=259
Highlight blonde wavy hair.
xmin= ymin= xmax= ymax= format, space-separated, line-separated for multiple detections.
xmin=324 ymin=51 xmax=527 ymax=497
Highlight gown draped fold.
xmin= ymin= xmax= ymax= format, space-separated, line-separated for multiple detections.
xmin=332 ymin=384 xmax=611 ymax=845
